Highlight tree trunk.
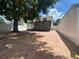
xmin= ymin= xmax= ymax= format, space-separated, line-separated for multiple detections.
xmin=13 ymin=20 xmax=18 ymax=32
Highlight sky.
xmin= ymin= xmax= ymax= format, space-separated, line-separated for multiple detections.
xmin=54 ymin=0 xmax=79 ymax=15
xmin=1 ymin=0 xmax=79 ymax=21
xmin=39 ymin=0 xmax=79 ymax=20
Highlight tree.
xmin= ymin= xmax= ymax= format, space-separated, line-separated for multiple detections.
xmin=53 ymin=18 xmax=60 ymax=26
xmin=0 ymin=0 xmax=57 ymax=32
xmin=38 ymin=0 xmax=57 ymax=14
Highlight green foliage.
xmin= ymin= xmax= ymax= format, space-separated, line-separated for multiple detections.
xmin=74 ymin=55 xmax=79 ymax=59
xmin=0 ymin=0 xmax=57 ymax=21
xmin=0 ymin=0 xmax=58 ymax=31
xmin=38 ymin=0 xmax=58 ymax=13
xmin=0 ymin=0 xmax=39 ymax=21
xmin=53 ymin=18 xmax=60 ymax=26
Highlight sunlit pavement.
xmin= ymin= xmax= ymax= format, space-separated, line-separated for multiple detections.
xmin=0 ymin=30 xmax=78 ymax=59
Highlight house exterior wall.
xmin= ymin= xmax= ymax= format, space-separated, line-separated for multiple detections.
xmin=57 ymin=4 xmax=79 ymax=46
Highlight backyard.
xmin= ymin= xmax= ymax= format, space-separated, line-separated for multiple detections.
xmin=0 ymin=30 xmax=78 ymax=59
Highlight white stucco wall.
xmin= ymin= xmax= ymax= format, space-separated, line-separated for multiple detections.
xmin=0 ymin=16 xmax=12 ymax=32
xmin=0 ymin=23 xmax=12 ymax=32
xmin=57 ymin=4 xmax=79 ymax=46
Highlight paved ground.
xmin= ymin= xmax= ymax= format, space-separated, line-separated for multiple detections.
xmin=0 ymin=30 xmax=78 ymax=59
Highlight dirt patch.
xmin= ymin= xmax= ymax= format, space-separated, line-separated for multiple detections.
xmin=0 ymin=30 xmax=75 ymax=59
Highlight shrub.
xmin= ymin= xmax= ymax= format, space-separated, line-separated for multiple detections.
xmin=74 ymin=55 xmax=79 ymax=59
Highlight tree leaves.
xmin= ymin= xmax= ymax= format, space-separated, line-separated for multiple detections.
xmin=0 ymin=0 xmax=57 ymax=21
xmin=37 ymin=0 xmax=58 ymax=14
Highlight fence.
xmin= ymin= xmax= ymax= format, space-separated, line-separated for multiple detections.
xmin=27 ymin=20 xmax=51 ymax=31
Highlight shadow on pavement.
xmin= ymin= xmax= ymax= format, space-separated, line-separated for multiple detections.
xmin=0 ymin=31 xmax=68 ymax=59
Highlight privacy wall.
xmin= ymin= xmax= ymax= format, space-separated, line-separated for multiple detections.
xmin=57 ymin=4 xmax=79 ymax=46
